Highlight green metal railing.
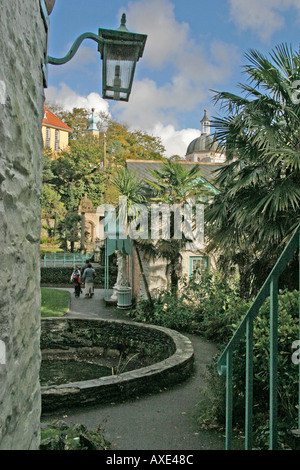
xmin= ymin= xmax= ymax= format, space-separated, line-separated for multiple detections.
xmin=43 ymin=252 xmax=93 ymax=267
xmin=218 ymin=223 xmax=300 ymax=450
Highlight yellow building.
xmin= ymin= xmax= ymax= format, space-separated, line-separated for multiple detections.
xmin=42 ymin=105 xmax=72 ymax=154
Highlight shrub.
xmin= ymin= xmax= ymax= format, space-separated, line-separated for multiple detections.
xmin=129 ymin=270 xmax=249 ymax=338
xmin=40 ymin=420 xmax=110 ymax=450
xmin=40 ymin=266 xmax=117 ymax=287
xmin=130 ymin=289 xmax=199 ymax=332
xmin=196 ymin=289 xmax=300 ymax=449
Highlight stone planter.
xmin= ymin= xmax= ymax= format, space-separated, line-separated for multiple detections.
xmin=117 ymin=286 xmax=132 ymax=309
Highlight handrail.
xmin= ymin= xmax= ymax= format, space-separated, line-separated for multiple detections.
xmin=43 ymin=252 xmax=93 ymax=267
xmin=218 ymin=222 xmax=300 ymax=450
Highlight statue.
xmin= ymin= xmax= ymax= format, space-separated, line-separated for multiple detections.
xmin=110 ymin=250 xmax=127 ymax=300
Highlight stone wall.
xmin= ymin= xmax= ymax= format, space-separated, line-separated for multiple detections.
xmin=0 ymin=1 xmax=47 ymax=449
xmin=41 ymin=318 xmax=194 ymax=412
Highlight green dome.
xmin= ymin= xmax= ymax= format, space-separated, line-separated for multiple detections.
xmin=186 ymin=133 xmax=219 ymax=156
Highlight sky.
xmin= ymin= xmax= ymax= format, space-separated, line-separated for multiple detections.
xmin=45 ymin=0 xmax=300 ymax=158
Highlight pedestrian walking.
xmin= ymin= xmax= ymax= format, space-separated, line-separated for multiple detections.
xmin=82 ymin=263 xmax=96 ymax=298
xmin=70 ymin=265 xmax=82 ymax=297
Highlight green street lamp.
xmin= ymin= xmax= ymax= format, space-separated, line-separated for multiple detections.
xmin=46 ymin=13 xmax=147 ymax=102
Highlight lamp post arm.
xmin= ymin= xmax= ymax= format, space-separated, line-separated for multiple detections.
xmin=47 ymin=32 xmax=104 ymax=65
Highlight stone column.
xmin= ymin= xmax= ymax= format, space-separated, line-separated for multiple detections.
xmin=0 ymin=0 xmax=49 ymax=450
xmin=80 ymin=212 xmax=86 ymax=252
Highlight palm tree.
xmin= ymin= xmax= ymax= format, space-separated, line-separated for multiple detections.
xmin=145 ymin=160 xmax=213 ymax=294
xmin=111 ymin=167 xmax=155 ymax=307
xmin=206 ymin=43 xmax=300 ymax=295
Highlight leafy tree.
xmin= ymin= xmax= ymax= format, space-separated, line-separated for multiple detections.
xmin=56 ymin=211 xmax=81 ymax=252
xmin=51 ymin=107 xmax=91 ymax=140
xmin=50 ymin=142 xmax=107 ymax=210
xmin=41 ymin=184 xmax=66 ymax=237
xmin=106 ymin=122 xmax=166 ymax=165
xmin=41 ymin=150 xmax=66 ymax=238
xmin=207 ymin=43 xmax=300 ymax=296
xmin=42 ymin=148 xmax=56 ymax=183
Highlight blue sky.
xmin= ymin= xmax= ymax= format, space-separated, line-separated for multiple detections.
xmin=46 ymin=0 xmax=300 ymax=157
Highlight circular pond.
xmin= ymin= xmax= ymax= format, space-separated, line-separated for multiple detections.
xmin=40 ymin=360 xmax=112 ymax=386
xmin=41 ymin=318 xmax=194 ymax=412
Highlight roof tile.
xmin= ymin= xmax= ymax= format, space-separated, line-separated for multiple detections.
xmin=43 ymin=106 xmax=72 ymax=132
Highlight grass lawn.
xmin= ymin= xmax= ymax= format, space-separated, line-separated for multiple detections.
xmin=41 ymin=288 xmax=71 ymax=318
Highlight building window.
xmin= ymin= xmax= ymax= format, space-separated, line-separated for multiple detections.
xmin=189 ymin=256 xmax=209 ymax=280
xmin=45 ymin=127 xmax=51 ymax=148
xmin=55 ymin=129 xmax=60 ymax=152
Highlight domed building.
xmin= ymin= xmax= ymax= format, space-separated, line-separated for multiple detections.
xmin=185 ymin=110 xmax=226 ymax=163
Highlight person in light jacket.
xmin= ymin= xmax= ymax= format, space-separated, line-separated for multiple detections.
xmin=82 ymin=263 xmax=95 ymax=298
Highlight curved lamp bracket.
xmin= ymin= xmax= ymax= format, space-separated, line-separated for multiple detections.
xmin=44 ymin=13 xmax=147 ymax=102
xmin=47 ymin=33 xmax=104 ymax=65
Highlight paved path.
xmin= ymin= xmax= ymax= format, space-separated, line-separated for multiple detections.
xmin=41 ymin=288 xmax=224 ymax=450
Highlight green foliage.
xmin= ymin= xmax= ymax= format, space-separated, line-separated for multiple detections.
xmin=56 ymin=211 xmax=81 ymax=251
xmin=111 ymin=167 xmax=147 ymax=204
xmin=196 ymin=289 xmax=300 ymax=449
xmin=41 ymin=184 xmax=66 ymax=220
xmin=52 ymin=107 xmax=91 ymax=140
xmin=40 ymin=245 xmax=63 ymax=255
xmin=40 ymin=265 xmax=117 ymax=287
xmin=129 ymin=270 xmax=247 ymax=336
xmin=130 ymin=289 xmax=198 ymax=332
xmin=40 ymin=420 xmax=110 ymax=450
xmin=106 ymin=121 xmax=166 ymax=165
xmin=207 ymin=44 xmax=300 ymax=295
xmin=190 ymin=272 xmax=250 ymax=342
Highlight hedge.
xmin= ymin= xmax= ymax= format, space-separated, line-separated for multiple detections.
xmin=41 ymin=266 xmax=118 ymax=287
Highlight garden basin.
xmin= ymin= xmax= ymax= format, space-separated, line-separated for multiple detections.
xmin=41 ymin=318 xmax=194 ymax=412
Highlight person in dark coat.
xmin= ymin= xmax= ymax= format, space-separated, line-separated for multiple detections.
xmin=70 ymin=265 xmax=82 ymax=297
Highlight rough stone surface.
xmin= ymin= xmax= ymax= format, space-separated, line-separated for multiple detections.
xmin=0 ymin=1 xmax=47 ymax=449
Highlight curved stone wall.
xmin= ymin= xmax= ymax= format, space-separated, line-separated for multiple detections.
xmin=41 ymin=318 xmax=194 ymax=412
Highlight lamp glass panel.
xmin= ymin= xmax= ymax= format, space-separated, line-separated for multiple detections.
xmin=105 ymin=43 xmax=138 ymax=91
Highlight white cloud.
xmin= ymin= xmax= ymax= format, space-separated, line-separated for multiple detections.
xmin=152 ymin=123 xmax=200 ymax=158
xmin=111 ymin=0 xmax=238 ymax=132
xmin=45 ymin=83 xmax=111 ymax=116
xmin=228 ymin=0 xmax=300 ymax=41
xmin=123 ymin=0 xmax=190 ymax=69
xmin=45 ymin=82 xmax=200 ymax=158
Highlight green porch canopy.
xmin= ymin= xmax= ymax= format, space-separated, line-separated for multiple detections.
xmin=104 ymin=211 xmax=133 ymax=302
